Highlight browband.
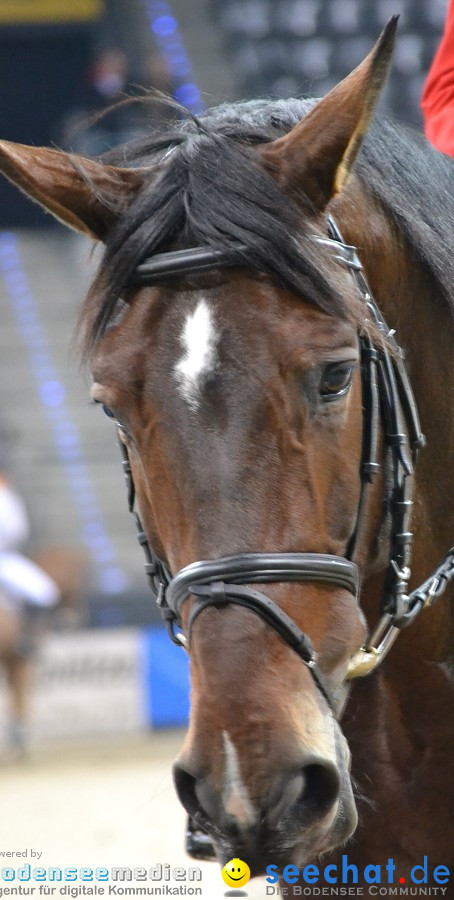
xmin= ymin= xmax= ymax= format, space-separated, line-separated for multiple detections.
xmin=129 ymin=246 xmax=246 ymax=285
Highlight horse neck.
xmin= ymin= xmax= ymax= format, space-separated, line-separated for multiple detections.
xmin=332 ymin=185 xmax=454 ymax=677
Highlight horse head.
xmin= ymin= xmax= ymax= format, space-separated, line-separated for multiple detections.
xmin=0 ymin=21 xmax=402 ymax=874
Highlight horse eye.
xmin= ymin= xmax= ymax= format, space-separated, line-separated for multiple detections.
xmin=320 ymin=362 xmax=355 ymax=401
xmin=101 ymin=404 xmax=116 ymax=419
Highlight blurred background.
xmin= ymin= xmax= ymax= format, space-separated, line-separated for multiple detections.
xmin=0 ymin=0 xmax=447 ymax=863
xmin=0 ymin=1 xmax=446 ymax=892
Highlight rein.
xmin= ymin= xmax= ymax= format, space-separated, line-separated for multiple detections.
xmin=115 ymin=217 xmax=454 ymax=689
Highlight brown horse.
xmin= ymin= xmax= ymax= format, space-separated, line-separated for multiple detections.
xmin=0 ymin=19 xmax=452 ymax=890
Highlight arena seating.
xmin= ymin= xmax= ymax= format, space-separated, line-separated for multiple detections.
xmin=209 ymin=0 xmax=446 ymax=126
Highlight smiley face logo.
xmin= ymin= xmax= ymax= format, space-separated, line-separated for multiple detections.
xmin=221 ymin=858 xmax=251 ymax=888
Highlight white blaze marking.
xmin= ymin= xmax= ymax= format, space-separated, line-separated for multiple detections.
xmin=222 ymin=731 xmax=257 ymax=830
xmin=174 ymin=300 xmax=217 ymax=408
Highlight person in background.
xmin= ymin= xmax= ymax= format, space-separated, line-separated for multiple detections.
xmin=0 ymin=441 xmax=60 ymax=755
xmin=0 ymin=474 xmax=60 ymax=613
xmin=422 ymin=0 xmax=454 ymax=155
xmin=61 ymin=48 xmax=177 ymax=157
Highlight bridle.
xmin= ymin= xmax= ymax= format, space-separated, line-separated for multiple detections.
xmin=110 ymin=217 xmax=454 ymax=699
xmin=111 ymin=214 xmax=454 ymax=858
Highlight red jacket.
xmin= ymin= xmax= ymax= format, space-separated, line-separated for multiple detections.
xmin=422 ymin=0 xmax=454 ymax=155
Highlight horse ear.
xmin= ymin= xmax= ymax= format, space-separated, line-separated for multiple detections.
xmin=259 ymin=16 xmax=398 ymax=210
xmin=0 ymin=141 xmax=145 ymax=240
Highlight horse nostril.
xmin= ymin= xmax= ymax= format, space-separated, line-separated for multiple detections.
xmin=173 ymin=762 xmax=215 ymax=834
xmin=298 ymin=763 xmax=340 ymax=818
xmin=266 ymin=761 xmax=340 ymax=828
xmin=173 ymin=763 xmax=199 ymax=815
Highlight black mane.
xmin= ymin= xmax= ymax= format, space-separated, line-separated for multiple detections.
xmin=83 ymin=97 xmax=454 ymax=352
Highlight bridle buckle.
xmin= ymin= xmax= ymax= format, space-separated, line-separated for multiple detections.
xmin=346 ymin=614 xmax=400 ymax=679
xmin=422 ymin=578 xmax=439 ymax=610
xmin=390 ymin=559 xmax=411 ymax=583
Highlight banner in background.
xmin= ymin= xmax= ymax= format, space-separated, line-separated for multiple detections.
xmin=0 ymin=625 xmax=189 ymax=746
xmin=0 ymin=0 xmax=103 ymax=24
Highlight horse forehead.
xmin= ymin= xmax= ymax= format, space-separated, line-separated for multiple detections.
xmin=174 ymin=299 xmax=218 ymax=408
xmin=92 ymin=279 xmax=358 ymax=392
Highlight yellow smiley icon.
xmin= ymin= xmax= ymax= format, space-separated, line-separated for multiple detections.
xmin=221 ymin=857 xmax=251 ymax=888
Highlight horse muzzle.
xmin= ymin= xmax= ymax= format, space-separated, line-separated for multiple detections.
xmin=173 ymin=724 xmax=358 ymax=874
